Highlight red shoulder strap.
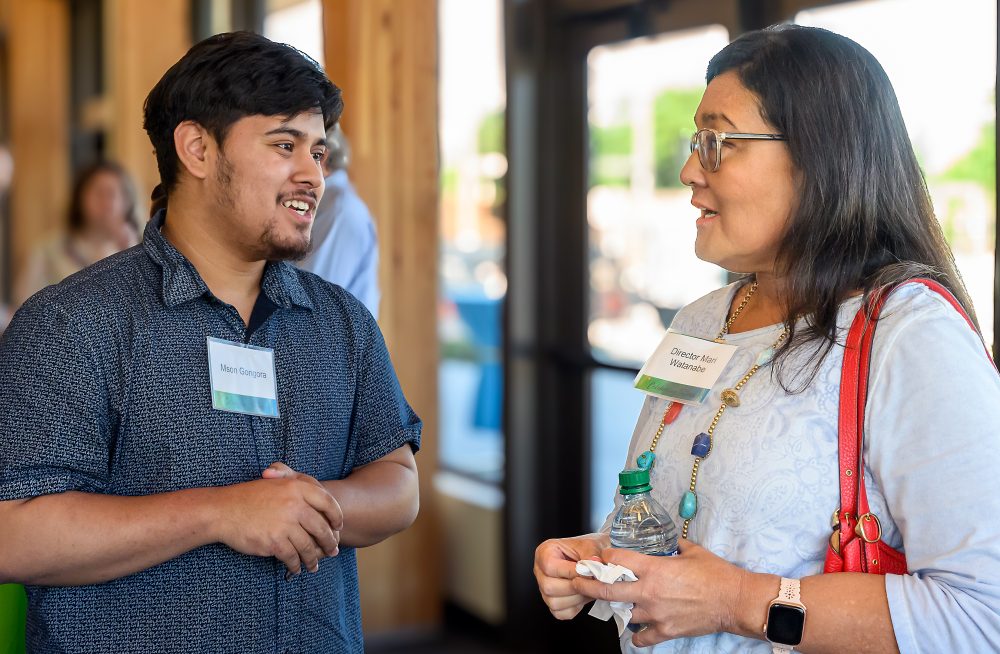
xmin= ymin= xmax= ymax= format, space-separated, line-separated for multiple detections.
xmin=837 ymin=278 xmax=995 ymax=555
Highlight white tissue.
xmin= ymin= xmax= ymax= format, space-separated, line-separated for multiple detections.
xmin=575 ymin=559 xmax=638 ymax=636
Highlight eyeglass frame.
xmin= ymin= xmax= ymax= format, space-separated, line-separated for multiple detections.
xmin=689 ymin=127 xmax=787 ymax=172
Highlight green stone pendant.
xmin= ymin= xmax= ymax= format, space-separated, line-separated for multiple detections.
xmin=679 ymin=490 xmax=698 ymax=519
xmin=636 ymin=450 xmax=656 ymax=470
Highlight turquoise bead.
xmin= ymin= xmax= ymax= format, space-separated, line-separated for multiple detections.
xmin=756 ymin=347 xmax=776 ymax=367
xmin=679 ymin=491 xmax=698 ymax=519
xmin=636 ymin=450 xmax=656 ymax=470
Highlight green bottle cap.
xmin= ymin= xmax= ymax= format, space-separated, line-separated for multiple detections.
xmin=618 ymin=468 xmax=652 ymax=495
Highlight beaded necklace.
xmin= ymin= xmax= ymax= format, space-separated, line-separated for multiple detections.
xmin=634 ymin=280 xmax=789 ymax=539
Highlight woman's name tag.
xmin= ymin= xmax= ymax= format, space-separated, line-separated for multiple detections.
xmin=206 ymin=337 xmax=280 ymax=418
xmin=634 ymin=332 xmax=737 ymax=405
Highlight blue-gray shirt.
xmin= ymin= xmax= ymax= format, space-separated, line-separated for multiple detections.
xmin=296 ymin=170 xmax=380 ymax=319
xmin=0 ymin=210 xmax=421 ymax=653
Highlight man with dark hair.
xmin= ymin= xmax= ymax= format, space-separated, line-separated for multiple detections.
xmin=0 ymin=32 xmax=421 ymax=653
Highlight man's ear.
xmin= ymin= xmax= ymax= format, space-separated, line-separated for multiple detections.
xmin=173 ymin=120 xmax=213 ymax=181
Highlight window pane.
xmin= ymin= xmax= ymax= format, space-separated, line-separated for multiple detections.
xmin=586 ymin=27 xmax=730 ymax=528
xmin=438 ymin=0 xmax=506 ymax=483
xmin=589 ymin=368 xmax=647 ymax=531
xmin=796 ymin=0 xmax=997 ymax=348
xmin=264 ymin=0 xmax=324 ymax=68
xmin=587 ymin=26 xmax=731 ymax=368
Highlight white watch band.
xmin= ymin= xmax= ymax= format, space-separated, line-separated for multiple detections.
xmin=779 ymin=577 xmax=801 ymax=603
xmin=771 ymin=578 xmax=801 ymax=654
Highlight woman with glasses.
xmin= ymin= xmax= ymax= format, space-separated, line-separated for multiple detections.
xmin=534 ymin=24 xmax=1000 ymax=653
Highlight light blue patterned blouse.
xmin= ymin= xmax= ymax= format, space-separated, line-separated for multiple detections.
xmin=603 ymin=281 xmax=1000 ymax=654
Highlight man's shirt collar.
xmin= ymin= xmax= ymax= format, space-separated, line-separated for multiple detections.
xmin=143 ymin=208 xmax=314 ymax=311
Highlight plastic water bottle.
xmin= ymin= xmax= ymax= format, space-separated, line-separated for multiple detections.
xmin=609 ymin=468 xmax=679 ymax=556
xmin=609 ymin=468 xmax=678 ymax=632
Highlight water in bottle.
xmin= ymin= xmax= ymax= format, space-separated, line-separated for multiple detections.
xmin=609 ymin=468 xmax=678 ymax=632
xmin=609 ymin=468 xmax=679 ymax=556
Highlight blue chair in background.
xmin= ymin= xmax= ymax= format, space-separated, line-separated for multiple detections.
xmin=452 ymin=290 xmax=503 ymax=431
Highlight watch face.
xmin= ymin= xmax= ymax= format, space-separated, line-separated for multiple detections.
xmin=766 ymin=604 xmax=805 ymax=646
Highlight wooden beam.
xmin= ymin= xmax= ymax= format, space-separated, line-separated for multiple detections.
xmin=104 ymin=0 xmax=191 ymax=217
xmin=323 ymin=0 xmax=442 ymax=635
xmin=5 ymin=0 xmax=70 ymax=290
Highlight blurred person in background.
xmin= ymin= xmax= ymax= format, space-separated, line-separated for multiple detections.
xmin=295 ymin=122 xmax=380 ymax=318
xmin=0 ymin=143 xmax=13 ymax=333
xmin=13 ymin=161 xmax=141 ymax=306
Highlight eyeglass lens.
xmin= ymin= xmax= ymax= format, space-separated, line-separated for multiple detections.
xmin=697 ymin=130 xmax=718 ymax=171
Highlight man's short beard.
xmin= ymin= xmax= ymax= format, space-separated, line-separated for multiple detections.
xmin=259 ymin=220 xmax=311 ymax=261
xmin=214 ymin=146 xmax=311 ymax=261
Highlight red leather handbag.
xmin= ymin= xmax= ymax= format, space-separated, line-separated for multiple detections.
xmin=823 ymin=278 xmax=995 ymax=576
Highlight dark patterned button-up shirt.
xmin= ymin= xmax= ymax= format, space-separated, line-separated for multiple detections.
xmin=0 ymin=210 xmax=421 ymax=653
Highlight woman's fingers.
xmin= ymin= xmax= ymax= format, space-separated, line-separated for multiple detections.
xmin=550 ymin=604 xmax=587 ymax=621
xmin=536 ymin=575 xmax=578 ymax=600
xmin=535 ymin=556 xmax=581 ymax=581
xmin=544 ymin=593 xmax=590 ymax=613
xmin=571 ymin=575 xmax=634 ymax=602
xmin=631 ymin=624 xmax=666 ymax=648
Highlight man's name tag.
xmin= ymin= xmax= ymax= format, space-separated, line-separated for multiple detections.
xmin=634 ymin=332 xmax=738 ymax=405
xmin=206 ymin=337 xmax=280 ymax=418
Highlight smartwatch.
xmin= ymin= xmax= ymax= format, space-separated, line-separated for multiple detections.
xmin=763 ymin=577 xmax=806 ymax=653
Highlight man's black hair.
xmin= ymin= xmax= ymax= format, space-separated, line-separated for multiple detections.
xmin=143 ymin=31 xmax=343 ymax=194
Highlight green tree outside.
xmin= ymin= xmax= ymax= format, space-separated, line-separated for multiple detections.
xmin=590 ymin=123 xmax=633 ymax=187
xmin=477 ymin=109 xmax=504 ymax=155
xmin=653 ymin=88 xmax=703 ymax=188
xmin=939 ymin=119 xmax=996 ymax=195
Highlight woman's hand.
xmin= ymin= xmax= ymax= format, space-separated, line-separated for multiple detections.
xmin=534 ymin=533 xmax=610 ymax=620
xmin=571 ymin=538 xmax=762 ymax=648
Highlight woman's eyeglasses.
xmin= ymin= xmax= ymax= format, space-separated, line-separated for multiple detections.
xmin=690 ymin=128 xmax=787 ymax=172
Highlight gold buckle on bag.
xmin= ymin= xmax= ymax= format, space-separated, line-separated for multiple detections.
xmin=829 ymin=509 xmax=841 ymax=554
xmin=854 ymin=512 xmax=882 ymax=543
xmin=829 ymin=530 xmax=841 ymax=554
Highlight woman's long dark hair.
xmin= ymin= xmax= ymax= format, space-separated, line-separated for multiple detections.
xmin=707 ymin=25 xmax=977 ymax=389
xmin=67 ymin=161 xmax=142 ymax=237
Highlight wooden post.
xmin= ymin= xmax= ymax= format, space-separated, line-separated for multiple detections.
xmin=5 ymin=0 xmax=70 ymax=292
xmin=323 ymin=0 xmax=442 ymax=635
xmin=104 ymin=0 xmax=191 ymax=217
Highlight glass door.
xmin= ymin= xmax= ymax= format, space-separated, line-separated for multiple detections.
xmin=585 ymin=25 xmax=731 ymax=530
xmin=503 ymin=6 xmax=745 ymax=645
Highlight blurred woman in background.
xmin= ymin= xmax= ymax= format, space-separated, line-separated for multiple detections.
xmin=14 ymin=161 xmax=140 ymax=306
